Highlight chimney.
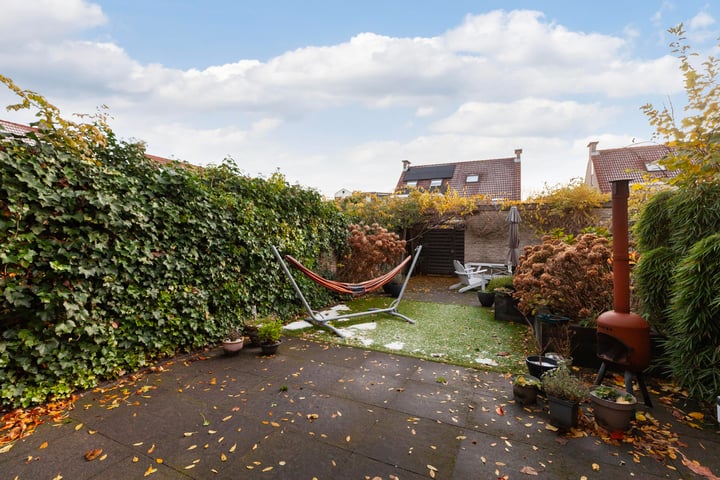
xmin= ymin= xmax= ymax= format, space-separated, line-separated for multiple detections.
xmin=514 ymin=149 xmax=522 ymax=162
xmin=588 ymin=141 xmax=599 ymax=156
xmin=402 ymin=159 xmax=411 ymax=172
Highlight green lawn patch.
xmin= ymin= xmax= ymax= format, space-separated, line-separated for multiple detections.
xmin=288 ymin=296 xmax=532 ymax=373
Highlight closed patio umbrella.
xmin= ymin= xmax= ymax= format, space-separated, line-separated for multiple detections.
xmin=506 ymin=206 xmax=522 ymax=270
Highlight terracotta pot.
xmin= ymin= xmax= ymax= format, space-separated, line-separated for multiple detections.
xmin=222 ymin=338 xmax=244 ymax=354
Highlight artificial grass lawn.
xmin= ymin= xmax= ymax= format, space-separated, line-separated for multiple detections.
xmin=289 ymin=296 xmax=533 ymax=374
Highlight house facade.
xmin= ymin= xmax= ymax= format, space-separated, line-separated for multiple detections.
xmin=394 ymin=149 xmax=522 ymax=201
xmin=584 ymin=141 xmax=678 ymax=193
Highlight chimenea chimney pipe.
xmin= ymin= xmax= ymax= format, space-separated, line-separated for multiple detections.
xmin=611 ymin=180 xmax=631 ymax=313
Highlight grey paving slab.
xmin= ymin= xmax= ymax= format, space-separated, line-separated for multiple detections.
xmin=1 ymin=335 xmax=719 ymax=480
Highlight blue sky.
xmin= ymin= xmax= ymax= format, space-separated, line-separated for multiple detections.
xmin=1 ymin=1 xmax=719 ymax=198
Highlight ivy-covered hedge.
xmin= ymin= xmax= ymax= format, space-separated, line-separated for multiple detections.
xmin=0 ymin=129 xmax=346 ymax=407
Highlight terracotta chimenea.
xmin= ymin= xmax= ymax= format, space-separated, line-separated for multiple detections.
xmin=595 ymin=179 xmax=653 ymax=406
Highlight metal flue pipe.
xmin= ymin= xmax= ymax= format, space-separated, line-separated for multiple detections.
xmin=611 ymin=179 xmax=631 ymax=314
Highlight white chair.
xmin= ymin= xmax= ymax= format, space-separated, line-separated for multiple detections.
xmin=449 ymin=260 xmax=489 ymax=293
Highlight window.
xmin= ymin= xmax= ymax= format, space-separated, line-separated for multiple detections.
xmin=430 ymin=179 xmax=442 ymax=187
xmin=405 ymin=181 xmax=417 ymax=187
xmin=645 ymin=162 xmax=667 ymax=172
xmin=466 ymin=174 xmax=479 ymax=183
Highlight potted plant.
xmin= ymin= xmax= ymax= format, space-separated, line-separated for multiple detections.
xmin=257 ymin=317 xmax=284 ymax=355
xmin=222 ymin=326 xmax=245 ymax=354
xmin=590 ymin=385 xmax=637 ymax=431
xmin=492 ymin=276 xmax=524 ymax=322
xmin=541 ymin=364 xmax=588 ymax=429
xmin=512 ymin=374 xmax=542 ymax=405
xmin=478 ymin=276 xmax=507 ymax=307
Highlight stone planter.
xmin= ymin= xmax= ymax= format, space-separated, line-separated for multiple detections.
xmin=590 ymin=387 xmax=637 ymax=431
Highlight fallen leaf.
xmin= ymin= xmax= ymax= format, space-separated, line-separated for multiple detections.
xmin=680 ymin=452 xmax=720 ymax=480
xmin=132 ymin=456 xmax=139 ymax=463
xmin=229 ymin=443 xmax=237 ymax=453
xmin=39 ymin=441 xmax=48 ymax=449
xmin=144 ymin=465 xmax=157 ymax=476
xmin=520 ymin=465 xmax=539 ymax=475
xmin=221 ymin=453 xmax=227 ymax=462
xmin=496 ymin=406 xmax=505 ymax=416
xmin=688 ymin=412 xmax=704 ymax=421
xmin=84 ymin=449 xmax=103 ymax=461
xmin=591 ymin=463 xmax=600 ymax=471
xmin=147 ymin=444 xmax=155 ymax=454
xmin=75 ymin=423 xmax=84 ymax=431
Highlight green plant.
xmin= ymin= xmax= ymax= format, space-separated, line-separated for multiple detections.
xmin=512 ymin=374 xmax=541 ymax=388
xmin=257 ymin=318 xmax=283 ymax=344
xmin=0 ymin=76 xmax=348 ymax=408
xmin=591 ymin=385 xmax=636 ymax=404
xmin=436 ymin=376 xmax=447 ymax=384
xmin=486 ymin=275 xmax=514 ymax=293
xmin=541 ymin=365 xmax=588 ymax=402
xmin=512 ymin=233 xmax=613 ymax=324
xmin=224 ymin=326 xmax=244 ymax=342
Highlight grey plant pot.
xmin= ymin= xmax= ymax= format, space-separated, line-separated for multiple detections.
xmin=547 ymin=395 xmax=580 ymax=429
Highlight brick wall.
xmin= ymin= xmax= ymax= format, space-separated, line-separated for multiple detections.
xmin=462 ymin=204 xmax=612 ymax=265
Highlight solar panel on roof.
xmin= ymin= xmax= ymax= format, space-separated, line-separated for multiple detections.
xmin=403 ymin=165 xmax=455 ymax=181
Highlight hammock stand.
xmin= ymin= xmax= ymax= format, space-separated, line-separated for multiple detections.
xmin=272 ymin=245 xmax=422 ymax=337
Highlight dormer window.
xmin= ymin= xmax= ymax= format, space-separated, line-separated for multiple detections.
xmin=645 ymin=162 xmax=667 ymax=172
xmin=466 ymin=174 xmax=479 ymax=183
xmin=430 ymin=179 xmax=442 ymax=187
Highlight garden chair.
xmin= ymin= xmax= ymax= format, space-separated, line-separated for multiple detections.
xmin=449 ymin=260 xmax=489 ymax=293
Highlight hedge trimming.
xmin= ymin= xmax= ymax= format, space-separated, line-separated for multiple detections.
xmin=0 ymin=129 xmax=346 ymax=407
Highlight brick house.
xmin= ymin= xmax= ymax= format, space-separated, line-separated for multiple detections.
xmin=584 ymin=141 xmax=678 ymax=193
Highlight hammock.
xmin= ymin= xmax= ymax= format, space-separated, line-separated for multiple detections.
xmin=283 ymin=254 xmax=412 ymax=295
xmin=272 ymin=245 xmax=422 ymax=337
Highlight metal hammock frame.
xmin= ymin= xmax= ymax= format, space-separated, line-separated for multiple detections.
xmin=272 ymin=245 xmax=422 ymax=337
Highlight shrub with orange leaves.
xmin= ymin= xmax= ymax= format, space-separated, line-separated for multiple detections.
xmin=336 ymin=223 xmax=406 ymax=283
xmin=512 ymin=233 xmax=614 ymax=325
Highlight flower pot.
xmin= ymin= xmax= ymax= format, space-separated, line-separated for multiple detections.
xmin=512 ymin=376 xmax=540 ymax=405
xmin=590 ymin=387 xmax=637 ymax=431
xmin=222 ymin=337 xmax=244 ymax=354
xmin=260 ymin=340 xmax=282 ymax=356
xmin=383 ymin=282 xmax=403 ymax=298
xmin=477 ymin=291 xmax=495 ymax=307
xmin=494 ymin=292 xmax=524 ymax=322
xmin=525 ymin=355 xmax=558 ymax=378
xmin=547 ymin=395 xmax=580 ymax=429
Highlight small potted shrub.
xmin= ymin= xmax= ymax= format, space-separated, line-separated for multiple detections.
xmin=590 ymin=385 xmax=637 ymax=431
xmin=222 ymin=326 xmax=245 ymax=354
xmin=512 ymin=374 xmax=542 ymax=405
xmin=541 ymin=364 xmax=588 ymax=429
xmin=257 ymin=318 xmax=284 ymax=355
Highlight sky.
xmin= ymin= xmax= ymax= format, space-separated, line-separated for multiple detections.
xmin=1 ymin=1 xmax=719 ymax=199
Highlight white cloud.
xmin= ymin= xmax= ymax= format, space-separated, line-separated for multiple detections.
xmin=0 ymin=0 xmax=105 ymax=44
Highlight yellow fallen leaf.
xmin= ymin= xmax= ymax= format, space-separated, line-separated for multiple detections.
xmin=592 ymin=463 xmax=600 ymax=471
xmin=520 ymin=466 xmax=539 ymax=475
xmin=147 ymin=444 xmax=155 ymax=454
xmin=155 ymin=458 xmax=163 ymax=464
xmin=229 ymin=443 xmax=237 ymax=453
xmin=209 ymin=378 xmax=217 ymax=385
xmin=187 ymin=445 xmax=197 ymax=450
xmin=75 ymin=423 xmax=84 ymax=431
xmin=144 ymin=465 xmax=157 ymax=476
xmin=635 ymin=412 xmax=646 ymax=422
xmin=132 ymin=456 xmax=139 ymax=463
xmin=222 ymin=415 xmax=232 ymax=422
xmin=270 ymin=422 xmax=280 ymax=427
xmin=184 ymin=464 xmax=196 ymax=470
xmin=183 ymin=432 xmax=194 ymax=437
xmin=221 ymin=453 xmax=227 ymax=461
xmin=39 ymin=441 xmax=48 ymax=449
xmin=688 ymin=411 xmax=704 ymax=421
xmin=262 ymin=466 xmax=273 ymax=472
xmin=100 ymin=453 xmax=108 ymax=461
xmin=279 ymin=461 xmax=286 ymax=466
xmin=346 ymin=435 xmax=351 ymax=443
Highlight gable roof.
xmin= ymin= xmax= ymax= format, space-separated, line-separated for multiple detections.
xmin=1 ymin=118 xmax=176 ymax=165
xmin=395 ymin=150 xmax=522 ymax=201
xmin=0 ymin=119 xmax=37 ymax=136
xmin=585 ymin=141 xmax=678 ymax=193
